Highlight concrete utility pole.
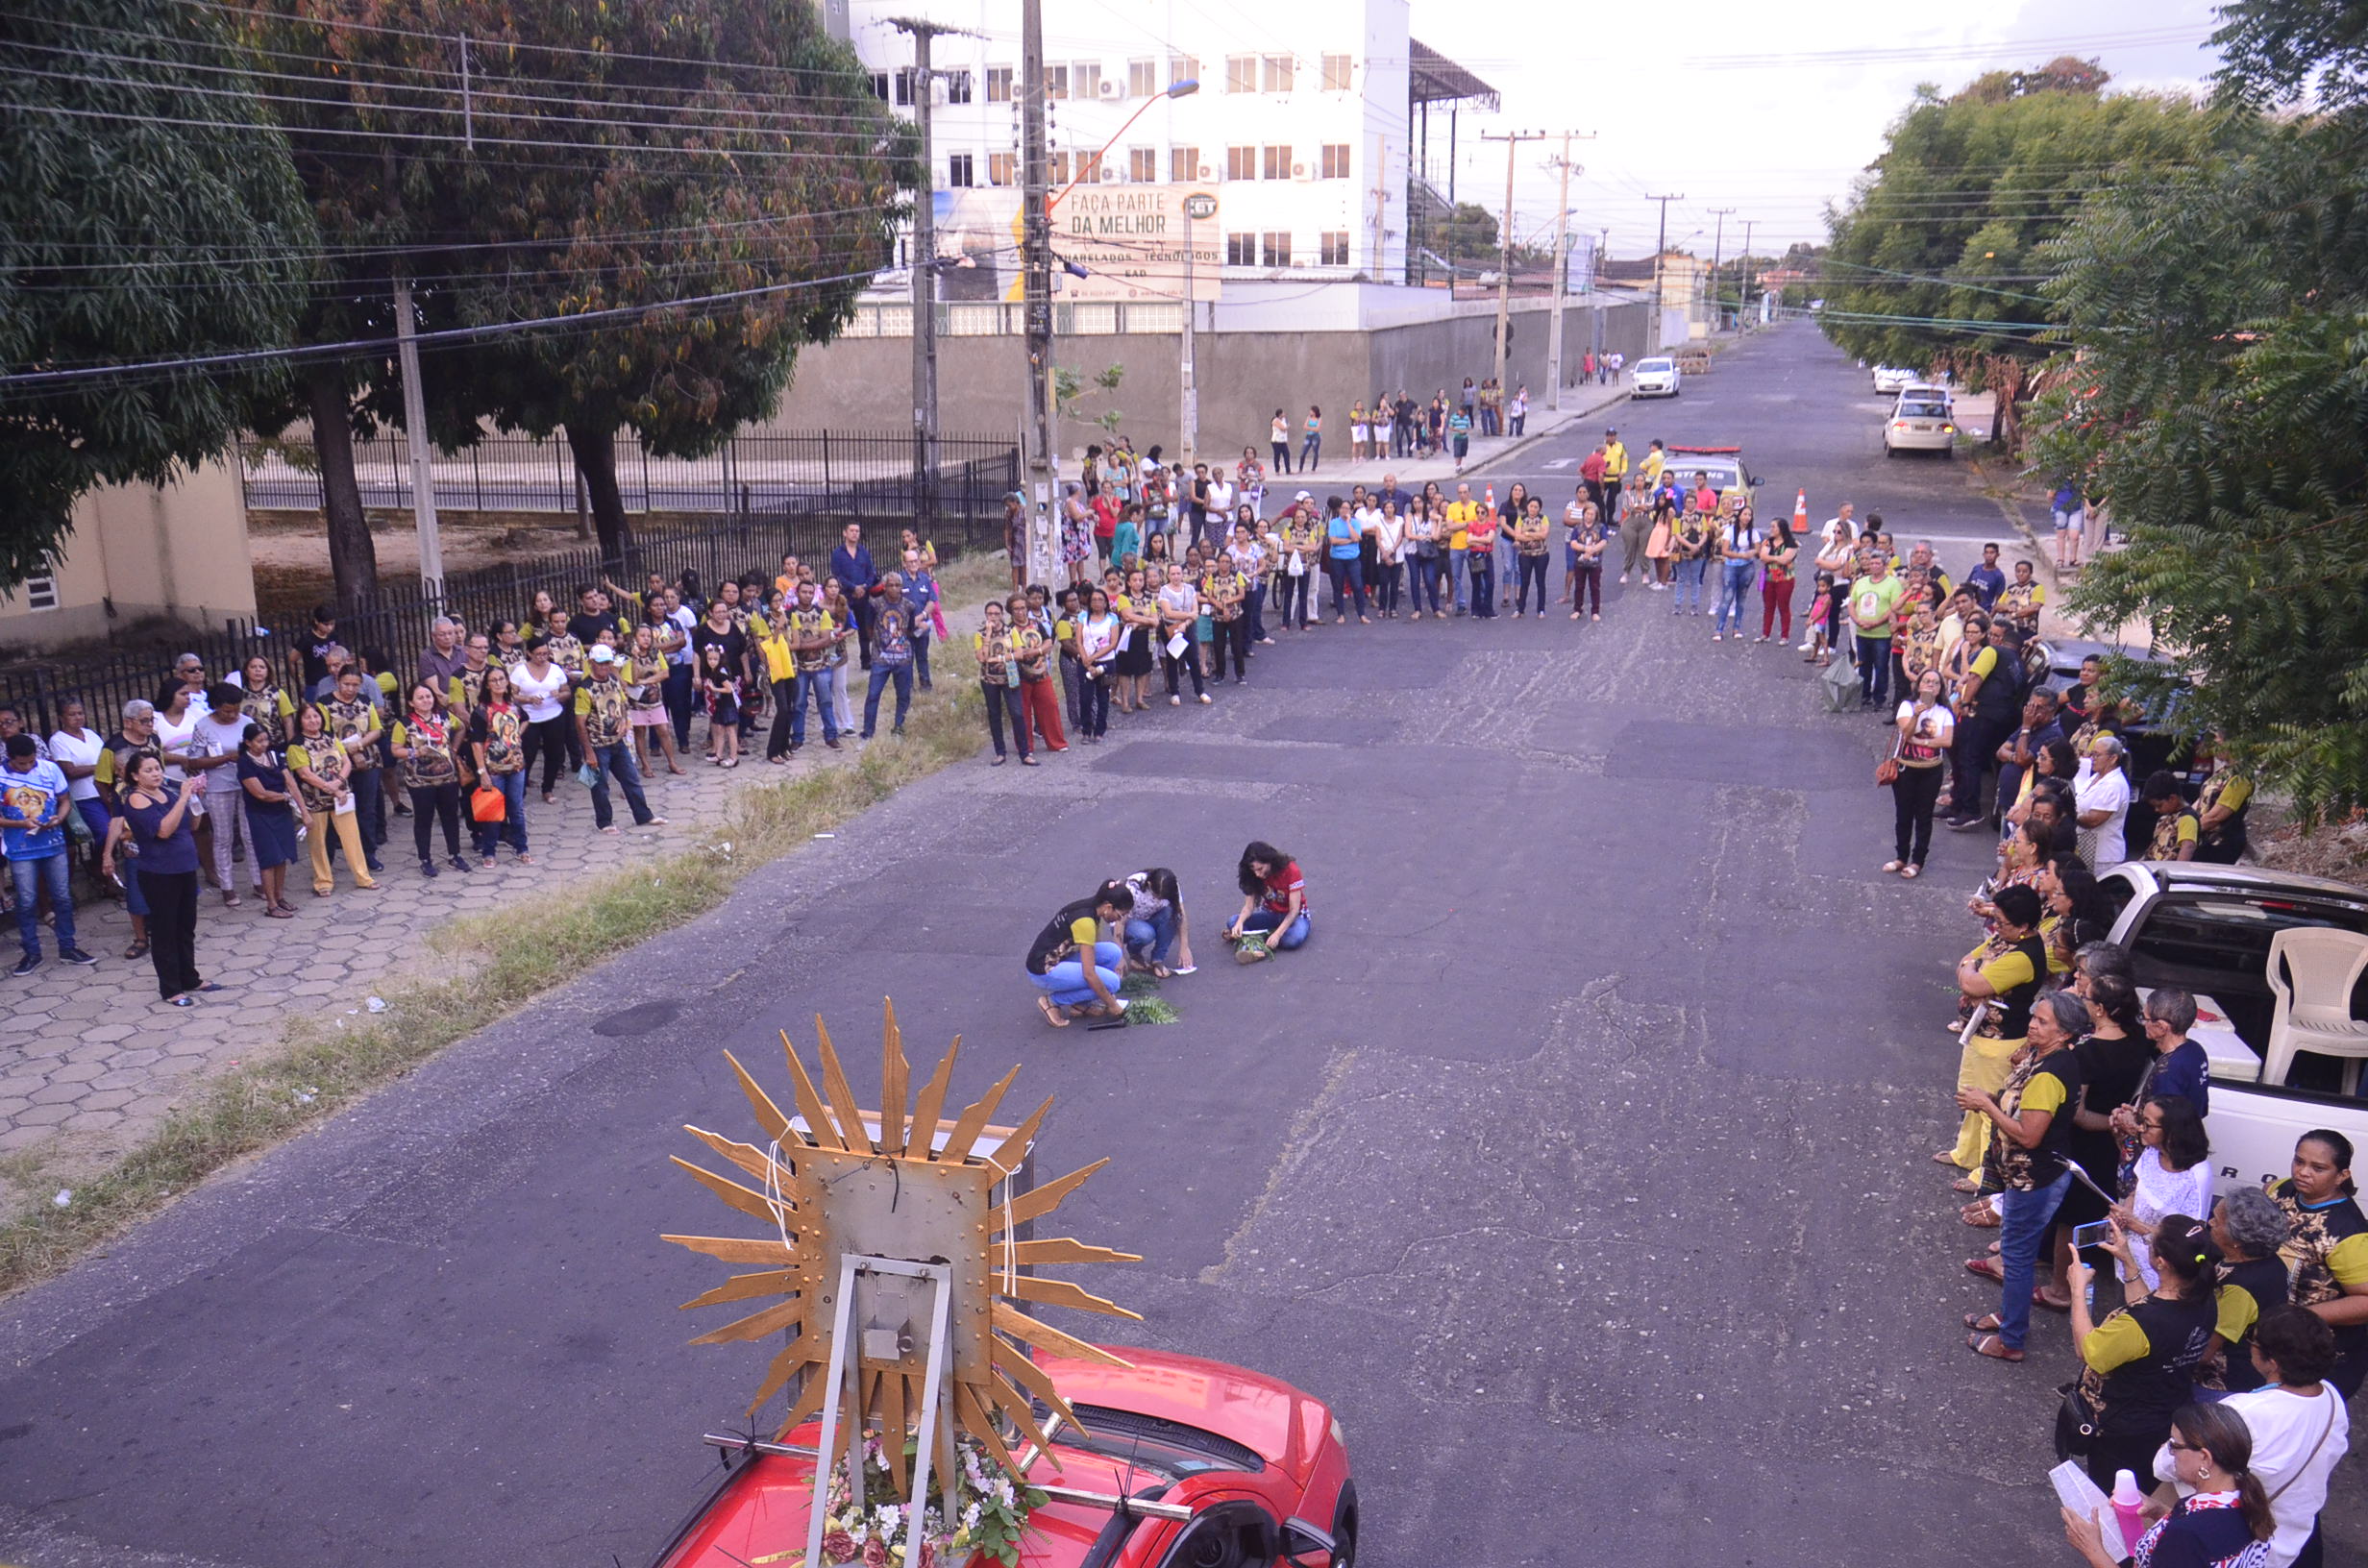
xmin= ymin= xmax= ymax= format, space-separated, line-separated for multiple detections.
xmin=1543 ymin=131 xmax=1595 ymax=411
xmin=1707 ymin=208 xmax=1734 ymax=334
xmin=391 ymin=277 xmax=443 ymax=592
xmin=1645 ymin=192 xmax=1683 ymax=350
xmin=1738 ymin=218 xmax=1755 ymax=330
xmin=891 ymin=18 xmax=967 ymax=535
xmin=1481 ymin=130 xmax=1545 ymax=419
xmin=1019 ymin=0 xmax=1058 ymax=584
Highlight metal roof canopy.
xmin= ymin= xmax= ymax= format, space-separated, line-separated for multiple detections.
xmin=1409 ymin=38 xmax=1498 ymax=110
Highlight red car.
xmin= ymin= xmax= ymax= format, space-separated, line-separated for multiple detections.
xmin=651 ymin=1346 xmax=1358 ymax=1568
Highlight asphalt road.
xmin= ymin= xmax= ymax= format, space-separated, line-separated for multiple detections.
xmin=2 ymin=322 xmax=2356 ymax=1567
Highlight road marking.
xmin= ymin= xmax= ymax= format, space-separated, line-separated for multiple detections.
xmin=1539 ymin=457 xmax=1578 ymax=470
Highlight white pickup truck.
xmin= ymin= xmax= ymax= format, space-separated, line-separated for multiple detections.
xmin=2098 ymin=863 xmax=2368 ymax=1189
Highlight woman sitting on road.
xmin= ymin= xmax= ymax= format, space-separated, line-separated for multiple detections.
xmin=1224 ymin=841 xmax=1309 ymax=962
xmin=1121 ymin=867 xmax=1196 ymax=978
xmin=1025 ymin=880 xmax=1134 ymax=1028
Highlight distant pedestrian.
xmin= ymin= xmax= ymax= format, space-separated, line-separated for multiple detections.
xmin=1300 ymin=405 xmax=1323 ymax=471
xmin=830 ymin=523 xmax=879 ymax=667
xmin=576 ymin=646 xmax=665 ymax=834
xmin=1447 ymin=404 xmax=1471 ymax=470
xmin=2052 ymin=478 xmax=2086 ymax=571
xmin=1510 ymin=385 xmax=1528 ymax=437
xmin=1270 ymin=409 xmax=1293 ymax=474
xmin=1758 ymin=516 xmax=1799 ymax=642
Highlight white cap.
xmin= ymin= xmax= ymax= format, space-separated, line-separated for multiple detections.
xmin=589 ymin=645 xmax=616 ymax=664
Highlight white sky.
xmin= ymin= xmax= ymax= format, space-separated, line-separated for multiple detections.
xmin=1403 ymin=0 xmax=2227 ymax=260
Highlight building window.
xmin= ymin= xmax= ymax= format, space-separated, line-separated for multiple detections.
xmin=988 ymin=151 xmax=1018 ymax=185
xmin=1072 ymin=61 xmax=1101 ymax=100
xmin=1225 ymin=145 xmax=1256 ymax=182
xmin=1320 ymin=232 xmax=1349 ymax=266
xmin=1225 ymin=55 xmax=1256 ymax=93
xmin=1261 ymin=232 xmax=1292 ymax=266
xmin=1262 ymin=54 xmax=1294 ymax=93
xmin=1128 ymin=59 xmax=1157 ymax=97
xmin=869 ymin=71 xmax=890 ymax=101
xmin=1321 ymin=53 xmax=1352 ymax=90
xmin=1226 ymin=233 xmax=1256 ymax=266
xmin=943 ymin=70 xmax=972 ymax=104
xmin=1263 ymin=144 xmax=1293 ymax=181
xmin=1044 ymin=63 xmax=1068 ymax=99
xmin=1171 ymin=145 xmax=1200 ymax=182
xmin=19 ymin=574 xmax=57 ymax=612
xmin=1049 ymin=150 xmax=1072 ymax=185
xmin=947 ymin=152 xmax=974 ymax=188
xmin=1320 ymin=143 xmax=1350 ymax=180
xmin=986 ymin=65 xmax=1013 ymax=102
xmin=1171 ymin=54 xmax=1198 ymax=90
xmin=1128 ymin=146 xmax=1157 ymax=182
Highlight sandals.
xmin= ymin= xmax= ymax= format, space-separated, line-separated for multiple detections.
xmin=1966 ymin=1333 xmax=2024 ymax=1362
xmin=1966 ymin=1256 xmax=2006 ymax=1283
xmin=1036 ymin=994 xmax=1071 ymax=1028
xmin=1930 ymin=1149 xmax=1961 ymax=1165
xmin=265 ymin=905 xmax=295 ymax=919
xmin=1883 ymin=860 xmax=1904 ymax=874
xmin=1900 ymin=865 xmax=1921 ymax=880
xmin=123 ymin=939 xmax=150 ymax=960
xmin=1963 ymin=1205 xmax=2002 ymax=1230
xmin=1951 ymin=1175 xmax=1979 ymax=1194
xmin=1962 ymin=1311 xmax=2003 ymax=1333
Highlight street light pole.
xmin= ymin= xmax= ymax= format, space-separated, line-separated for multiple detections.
xmin=892 ymin=18 xmax=967 ymax=536
xmin=1020 ymin=0 xmax=1058 ymax=584
xmin=1481 ymin=130 xmax=1545 ymax=422
xmin=1708 ymin=207 xmax=1733 ymax=334
xmin=1645 ymin=193 xmax=1683 ymax=350
xmin=1739 ymin=218 xmax=1756 ymax=330
xmin=1542 ymin=131 xmax=1593 ymax=412
xmin=391 ymin=276 xmax=443 ymax=593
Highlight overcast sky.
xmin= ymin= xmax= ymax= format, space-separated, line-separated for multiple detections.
xmin=1404 ymin=0 xmax=2228 ymax=260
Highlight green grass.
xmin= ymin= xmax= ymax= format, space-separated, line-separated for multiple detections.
xmin=0 ymin=575 xmax=1002 ymax=1297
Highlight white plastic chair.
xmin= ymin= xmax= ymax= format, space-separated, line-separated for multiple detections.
xmin=2262 ymin=927 xmax=2368 ymax=1094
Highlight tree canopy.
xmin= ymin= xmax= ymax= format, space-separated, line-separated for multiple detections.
xmin=0 ymin=0 xmax=316 ymax=592
xmin=1816 ymin=59 xmax=2210 ymax=388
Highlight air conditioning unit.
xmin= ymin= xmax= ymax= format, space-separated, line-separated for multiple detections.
xmin=1099 ymin=164 xmax=1119 ymax=181
xmin=1292 ymin=162 xmax=1310 ymax=181
xmin=1197 ymin=164 xmax=1214 ymax=180
xmin=1098 ymin=79 xmax=1121 ymax=99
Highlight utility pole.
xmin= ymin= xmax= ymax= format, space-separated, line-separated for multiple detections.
xmin=391 ymin=277 xmax=442 ymax=592
xmin=1645 ymin=193 xmax=1683 ymax=351
xmin=891 ymin=18 xmax=971 ymax=535
xmin=1543 ymin=131 xmax=1594 ymax=411
xmin=1738 ymin=218 xmax=1755 ymax=331
xmin=1481 ymin=130 xmax=1545 ymax=420
xmin=1707 ymin=207 xmax=1734 ymax=335
xmin=1019 ymin=0 xmax=1058 ymax=584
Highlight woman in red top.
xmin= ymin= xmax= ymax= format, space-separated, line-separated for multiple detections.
xmin=1092 ymin=489 xmax=1123 ymax=567
xmin=1224 ymin=841 xmax=1309 ymax=954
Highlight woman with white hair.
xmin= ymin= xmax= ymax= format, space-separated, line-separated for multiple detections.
xmin=2074 ymin=732 xmax=2134 ymax=867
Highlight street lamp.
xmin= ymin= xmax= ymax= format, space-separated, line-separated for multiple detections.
xmin=1048 ymin=79 xmax=1200 ymax=211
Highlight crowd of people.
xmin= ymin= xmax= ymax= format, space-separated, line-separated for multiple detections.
xmin=0 ymin=521 xmax=968 ymax=1005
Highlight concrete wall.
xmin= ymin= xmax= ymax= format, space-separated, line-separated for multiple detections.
xmin=0 ymin=459 xmax=257 ymax=651
xmin=763 ymin=297 xmax=1650 ymax=465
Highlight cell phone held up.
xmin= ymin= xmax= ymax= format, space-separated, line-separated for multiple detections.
xmin=2071 ymin=1219 xmax=2115 ymax=1254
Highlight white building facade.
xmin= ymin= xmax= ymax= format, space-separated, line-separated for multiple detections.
xmin=837 ymin=0 xmax=1417 ymax=289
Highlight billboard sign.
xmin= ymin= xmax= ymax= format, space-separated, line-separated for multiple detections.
xmin=926 ymin=184 xmax=1222 ymax=306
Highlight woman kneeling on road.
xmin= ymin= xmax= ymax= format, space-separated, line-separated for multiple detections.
xmin=1121 ymin=867 xmax=1196 ymax=978
xmin=1225 ymin=841 xmax=1309 ymax=962
xmin=1026 ymin=880 xmax=1134 ymax=1027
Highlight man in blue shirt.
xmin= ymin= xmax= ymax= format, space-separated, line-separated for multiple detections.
xmin=828 ymin=523 xmax=879 ymax=670
xmin=1964 ymin=541 xmax=2008 ymax=612
xmin=900 ymin=550 xmax=941 ymax=691
xmin=2 ymin=734 xmax=94 ymax=974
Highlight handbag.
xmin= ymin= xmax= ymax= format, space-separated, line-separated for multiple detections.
xmin=1876 ymin=738 xmax=1904 ymax=789
xmin=470 ymin=784 xmax=506 ymax=823
xmin=2053 ymin=1379 xmax=2102 ymax=1459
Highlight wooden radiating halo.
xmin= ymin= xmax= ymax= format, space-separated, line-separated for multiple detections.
xmin=664 ymin=998 xmax=1141 ymax=1486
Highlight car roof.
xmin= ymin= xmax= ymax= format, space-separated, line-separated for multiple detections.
xmin=2116 ymin=861 xmax=2368 ymax=904
xmin=1042 ymin=1345 xmax=1323 ymax=1469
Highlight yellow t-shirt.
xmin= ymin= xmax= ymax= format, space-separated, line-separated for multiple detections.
xmin=1640 ymin=449 xmax=1665 ymax=486
xmin=757 ymin=634 xmax=795 ymax=685
xmin=1445 ymin=500 xmax=1478 ymax=550
xmin=1978 ymin=950 xmax=2036 ymax=996
xmin=1603 ymin=439 xmax=1629 ymax=478
xmin=2020 ymin=1072 xmax=2068 ymax=1117
xmin=2081 ymin=1311 xmax=2151 ymax=1374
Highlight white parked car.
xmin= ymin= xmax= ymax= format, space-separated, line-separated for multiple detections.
xmin=1884 ymin=393 xmax=1956 ymax=457
xmin=2098 ymin=862 xmax=2368 ymax=1190
xmin=1631 ymin=356 xmax=1681 ymax=398
xmin=1872 ymin=364 xmax=1918 ymax=393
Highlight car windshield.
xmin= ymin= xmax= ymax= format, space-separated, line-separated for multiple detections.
xmin=1672 ymin=457 xmax=1741 ymax=490
xmin=1638 ymin=359 xmax=1673 ymax=374
xmin=2126 ymin=892 xmax=2368 ymax=1052
xmin=1897 ymin=401 xmax=1948 ymax=420
xmin=1052 ymin=1403 xmax=1264 ymax=1480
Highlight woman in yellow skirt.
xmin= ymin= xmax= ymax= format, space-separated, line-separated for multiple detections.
xmin=1941 ymin=883 xmax=2046 ymax=1184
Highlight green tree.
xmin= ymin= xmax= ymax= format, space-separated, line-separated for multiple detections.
xmin=1817 ymin=60 xmax=2209 ymax=392
xmin=1430 ymin=202 xmax=1498 ymax=270
xmin=0 ymin=0 xmax=316 ymax=592
xmin=2031 ymin=12 xmax=2368 ymax=821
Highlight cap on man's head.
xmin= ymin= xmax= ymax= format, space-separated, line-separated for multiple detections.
xmin=589 ymin=645 xmax=616 ymax=664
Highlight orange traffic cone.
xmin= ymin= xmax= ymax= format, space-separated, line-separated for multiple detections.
xmin=1793 ymin=489 xmax=1809 ymax=533
xmin=1484 ymin=483 xmax=1496 ymax=513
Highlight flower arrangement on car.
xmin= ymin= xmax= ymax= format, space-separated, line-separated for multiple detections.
xmin=771 ymin=1431 xmax=1049 ymax=1568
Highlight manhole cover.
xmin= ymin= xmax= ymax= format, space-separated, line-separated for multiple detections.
xmin=592 ymin=999 xmax=683 ymax=1037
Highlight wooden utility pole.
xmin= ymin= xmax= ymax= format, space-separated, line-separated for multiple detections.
xmin=1019 ymin=0 xmax=1058 ymax=583
xmin=1707 ymin=207 xmax=1734 ymax=334
xmin=1481 ymin=130 xmax=1545 ymax=418
xmin=391 ymin=277 xmax=443 ymax=593
xmin=890 ymin=17 xmax=974 ymax=534
xmin=1739 ymin=218 xmax=1756 ymax=328
xmin=1543 ymin=131 xmax=1594 ymax=411
xmin=1645 ymin=192 xmax=1683 ymax=350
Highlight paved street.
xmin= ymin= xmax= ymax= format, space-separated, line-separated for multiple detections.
xmin=1 ymin=323 xmax=2356 ymax=1567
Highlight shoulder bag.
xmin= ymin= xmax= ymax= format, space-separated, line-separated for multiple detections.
xmin=1876 ymin=736 xmax=1904 ymax=789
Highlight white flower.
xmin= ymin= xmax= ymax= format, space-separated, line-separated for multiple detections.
xmin=962 ymin=1504 xmax=981 ymax=1531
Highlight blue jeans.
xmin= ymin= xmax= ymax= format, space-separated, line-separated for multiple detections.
xmin=1242 ymin=909 xmax=1309 ymax=949
xmin=1996 ymin=1171 xmax=2071 ymax=1351
xmin=474 ymin=769 xmax=528 ymax=859
xmin=1246 ymin=581 xmax=1268 ymax=641
xmin=1299 ymin=432 xmax=1320 ymax=469
xmin=1326 ymin=556 xmax=1365 ymax=618
xmin=1448 ymin=551 xmax=1469 ymax=611
xmin=1467 ymin=555 xmax=1495 ymax=617
xmin=1408 ymin=553 xmax=1443 ymax=613
xmin=1672 ymin=556 xmax=1707 ymax=611
xmin=10 ymin=850 xmax=74 ymax=959
xmin=863 ymin=660 xmax=914 ymax=736
xmin=1030 ymin=941 xmax=1124 ymax=1007
xmin=1124 ymin=910 xmax=1178 ymax=965
xmin=1857 ymin=635 xmax=1893 ymax=706
xmin=1714 ymin=559 xmax=1755 ymax=633
xmin=792 ymin=668 xmax=840 ymax=746
xmin=586 ymin=741 xmax=653 ymax=829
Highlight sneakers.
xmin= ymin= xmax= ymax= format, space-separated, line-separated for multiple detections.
xmin=420 ymin=858 xmax=440 ymax=878
xmin=59 ymin=946 xmax=97 ymax=967
xmin=12 ymin=954 xmax=39 ymax=977
xmin=450 ymin=855 xmax=473 ymax=872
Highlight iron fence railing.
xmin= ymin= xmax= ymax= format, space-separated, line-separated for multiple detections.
xmin=3 ymin=442 xmax=1019 ymax=738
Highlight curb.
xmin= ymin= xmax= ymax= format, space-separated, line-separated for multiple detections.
xmin=1478 ymin=387 xmax=1636 ymax=473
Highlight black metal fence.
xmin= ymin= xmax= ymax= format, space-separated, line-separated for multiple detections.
xmin=239 ymin=429 xmax=1021 ymax=523
xmin=1 ymin=441 xmax=1020 ymax=739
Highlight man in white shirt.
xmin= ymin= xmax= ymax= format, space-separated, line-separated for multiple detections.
xmin=1203 ymin=471 xmax=1237 ymax=552
xmin=2151 ymin=1308 xmax=2348 ymax=1568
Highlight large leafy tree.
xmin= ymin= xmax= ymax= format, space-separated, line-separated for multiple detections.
xmin=0 ymin=0 xmax=316 ymax=592
xmin=2030 ymin=1 xmax=2368 ymax=821
xmin=1817 ymin=59 xmax=2209 ymax=392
